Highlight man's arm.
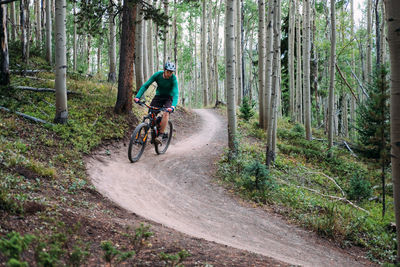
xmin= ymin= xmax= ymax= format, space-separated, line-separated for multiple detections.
xmin=171 ymin=75 xmax=179 ymax=107
xmin=135 ymin=72 xmax=158 ymax=99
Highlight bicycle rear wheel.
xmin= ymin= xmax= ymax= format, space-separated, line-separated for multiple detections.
xmin=155 ymin=121 xmax=173 ymax=155
xmin=128 ymin=123 xmax=149 ymax=162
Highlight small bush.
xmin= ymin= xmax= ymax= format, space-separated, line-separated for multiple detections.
xmin=239 ymin=97 xmax=255 ymax=121
xmin=0 ymin=231 xmax=35 ymax=265
xmin=243 ymin=161 xmax=273 ymax=190
xmin=347 ymin=175 xmax=372 ymax=202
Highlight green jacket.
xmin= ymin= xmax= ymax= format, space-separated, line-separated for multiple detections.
xmin=135 ymin=71 xmax=179 ymax=107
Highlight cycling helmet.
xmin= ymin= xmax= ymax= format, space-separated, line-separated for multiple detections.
xmin=164 ymin=61 xmax=176 ymax=72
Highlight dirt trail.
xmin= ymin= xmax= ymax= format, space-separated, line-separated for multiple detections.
xmin=87 ymin=109 xmax=371 ymax=267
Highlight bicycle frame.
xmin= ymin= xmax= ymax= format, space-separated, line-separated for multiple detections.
xmin=138 ymin=101 xmax=167 ymax=143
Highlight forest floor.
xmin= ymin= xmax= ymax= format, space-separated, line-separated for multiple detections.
xmin=85 ymin=108 xmax=377 ymax=267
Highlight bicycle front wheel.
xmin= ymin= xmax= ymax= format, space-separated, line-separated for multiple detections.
xmin=128 ymin=123 xmax=149 ymax=163
xmin=155 ymin=121 xmax=173 ymax=155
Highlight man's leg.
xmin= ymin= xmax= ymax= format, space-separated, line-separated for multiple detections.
xmin=160 ymin=112 xmax=169 ymax=133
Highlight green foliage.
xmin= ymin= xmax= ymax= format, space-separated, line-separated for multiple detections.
xmin=125 ymin=223 xmax=153 ymax=254
xmin=0 ymin=232 xmax=34 ymax=265
xmin=347 ymin=175 xmax=373 ymax=202
xmin=239 ymin=97 xmax=255 ymax=121
xmin=68 ymin=244 xmax=90 ymax=267
xmin=159 ymin=250 xmax=191 ymax=267
xmin=356 ymin=67 xmax=390 ymax=160
xmin=101 ymin=241 xmax=135 ymax=265
xmin=243 ymin=160 xmax=275 ymax=192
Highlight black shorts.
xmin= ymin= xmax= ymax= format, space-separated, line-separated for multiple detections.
xmin=150 ymin=95 xmax=173 ymax=108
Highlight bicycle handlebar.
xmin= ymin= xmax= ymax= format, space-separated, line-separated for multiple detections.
xmin=135 ymin=100 xmax=171 ymax=113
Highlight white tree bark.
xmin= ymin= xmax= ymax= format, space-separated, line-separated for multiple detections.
xmin=303 ymin=0 xmax=312 ymax=140
xmin=108 ymin=1 xmax=117 ymax=82
xmin=147 ymin=1 xmax=154 ymax=75
xmin=46 ymin=0 xmax=52 ymax=64
xmin=295 ymin=0 xmax=302 ymax=123
xmin=328 ymin=0 xmax=336 ymax=151
xmin=267 ymin=0 xmax=280 ymax=166
xmin=264 ymin=0 xmax=274 ymax=130
xmin=201 ymin=0 xmax=208 ymax=106
xmin=226 ymin=0 xmax=237 ymax=156
xmin=135 ymin=3 xmax=144 ymax=88
xmin=288 ymin=0 xmax=296 ymax=120
xmin=258 ymin=0 xmax=266 ymax=128
xmin=73 ymin=2 xmax=77 ymax=72
xmin=10 ymin=1 xmax=16 ymax=42
xmin=236 ymin=0 xmax=242 ymax=105
xmin=366 ymin=0 xmax=372 ymax=85
xmin=54 ymin=0 xmax=67 ymax=124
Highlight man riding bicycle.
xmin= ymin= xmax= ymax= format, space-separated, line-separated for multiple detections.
xmin=134 ymin=61 xmax=178 ymax=142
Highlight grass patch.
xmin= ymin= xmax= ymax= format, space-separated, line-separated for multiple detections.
xmin=217 ymin=115 xmax=396 ymax=263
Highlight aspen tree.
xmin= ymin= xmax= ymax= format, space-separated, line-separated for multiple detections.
xmin=108 ymin=0 xmax=117 ymax=82
xmin=258 ymin=0 xmax=266 ymax=128
xmin=264 ymin=0 xmax=274 ymax=130
xmin=295 ymin=0 xmax=302 ymax=123
xmin=288 ymin=0 xmax=295 ymax=120
xmin=328 ymin=0 xmax=336 ymax=153
xmin=201 ymin=0 xmax=208 ymax=106
xmin=54 ymin=0 xmax=68 ymax=124
xmin=226 ymin=0 xmax=237 ymax=157
xmin=303 ymin=0 xmax=312 ymax=140
xmin=267 ymin=0 xmax=280 ymax=166
xmin=46 ymin=0 xmax=52 ymax=64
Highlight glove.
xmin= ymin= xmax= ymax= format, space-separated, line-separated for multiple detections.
xmin=134 ymin=97 xmax=140 ymax=103
xmin=167 ymin=106 xmax=175 ymax=113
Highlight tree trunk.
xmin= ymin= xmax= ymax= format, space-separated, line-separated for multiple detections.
xmin=264 ymin=0 xmax=274 ymax=130
xmin=54 ymin=0 xmax=68 ymax=124
xmin=108 ymin=1 xmax=117 ymax=82
xmin=46 ymin=0 xmax=52 ymax=64
xmin=226 ymin=0 xmax=237 ymax=157
xmin=35 ymin=0 xmax=42 ymax=48
xmin=328 ymin=0 xmax=336 ymax=154
xmin=163 ymin=0 xmax=168 ymax=63
xmin=0 ymin=3 xmax=9 ymax=86
xmin=201 ymin=0 xmax=208 ymax=106
xmin=213 ymin=0 xmax=222 ymax=103
xmin=366 ymin=0 xmax=372 ymax=85
xmin=303 ymin=0 xmax=312 ymax=140
xmin=135 ymin=2 xmax=144 ymax=90
xmin=207 ymin=0 xmax=213 ymax=104
xmin=288 ymin=0 xmax=295 ymax=121
xmin=10 ymin=1 xmax=16 ymax=42
xmin=386 ymin=0 xmax=400 ymax=262
xmin=73 ymin=2 xmax=77 ymax=72
xmin=114 ymin=0 xmax=136 ymax=114
xmin=236 ymin=0 xmax=242 ymax=105
xmin=267 ymin=0 xmax=280 ymax=166
xmin=258 ymin=0 xmax=265 ymax=128
xmin=20 ymin=0 xmax=28 ymax=66
xmin=147 ymin=1 xmax=154 ymax=75
xmin=295 ymin=0 xmax=302 ymax=123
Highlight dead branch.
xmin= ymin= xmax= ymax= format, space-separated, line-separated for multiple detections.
xmin=300 ymin=166 xmax=346 ymax=197
xmin=335 ymin=63 xmax=359 ymax=102
xmin=0 ymin=106 xmax=53 ymax=125
xmin=343 ymin=141 xmax=358 ymax=158
xmin=14 ymin=86 xmax=80 ymax=95
xmin=345 ymin=60 xmax=369 ymax=98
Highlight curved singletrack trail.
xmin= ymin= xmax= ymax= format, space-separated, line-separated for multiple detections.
xmin=87 ymin=109 xmax=370 ymax=267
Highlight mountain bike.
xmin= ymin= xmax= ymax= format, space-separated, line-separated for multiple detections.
xmin=128 ymin=101 xmax=173 ymax=163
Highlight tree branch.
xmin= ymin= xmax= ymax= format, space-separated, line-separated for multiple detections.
xmin=14 ymin=86 xmax=80 ymax=95
xmin=0 ymin=106 xmax=53 ymax=125
xmin=0 ymin=0 xmax=18 ymax=5
xmin=335 ymin=63 xmax=359 ymax=102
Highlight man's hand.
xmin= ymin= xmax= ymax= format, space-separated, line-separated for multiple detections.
xmin=134 ymin=97 xmax=140 ymax=103
xmin=167 ymin=106 xmax=175 ymax=113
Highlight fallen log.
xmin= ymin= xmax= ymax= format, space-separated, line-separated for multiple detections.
xmin=0 ymin=106 xmax=53 ymax=125
xmin=14 ymin=86 xmax=80 ymax=95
